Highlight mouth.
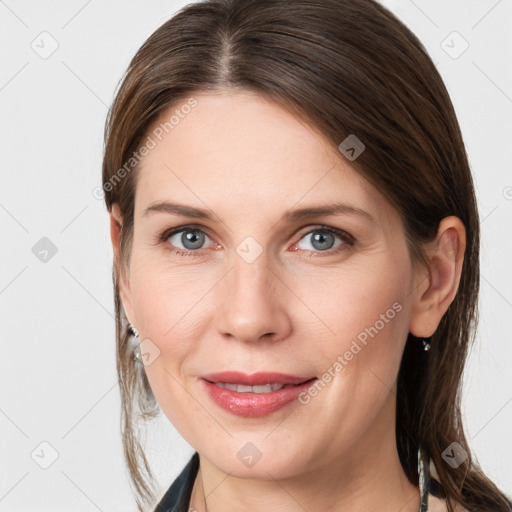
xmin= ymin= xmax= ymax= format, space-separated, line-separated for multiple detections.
xmin=200 ymin=371 xmax=318 ymax=417
xmin=201 ymin=371 xmax=316 ymax=389
xmin=207 ymin=382 xmax=298 ymax=393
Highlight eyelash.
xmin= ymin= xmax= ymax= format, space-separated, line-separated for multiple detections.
xmin=157 ymin=224 xmax=355 ymax=258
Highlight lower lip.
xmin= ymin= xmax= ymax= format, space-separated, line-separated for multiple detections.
xmin=201 ymin=378 xmax=317 ymax=418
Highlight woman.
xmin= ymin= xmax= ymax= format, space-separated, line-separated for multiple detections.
xmin=102 ymin=0 xmax=512 ymax=511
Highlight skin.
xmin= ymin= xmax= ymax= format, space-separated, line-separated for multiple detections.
xmin=110 ymin=90 xmax=466 ymax=512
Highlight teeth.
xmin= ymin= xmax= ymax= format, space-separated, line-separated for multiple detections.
xmin=213 ymin=382 xmax=287 ymax=393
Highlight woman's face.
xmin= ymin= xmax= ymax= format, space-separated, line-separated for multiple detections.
xmin=118 ymin=90 xmax=424 ymax=478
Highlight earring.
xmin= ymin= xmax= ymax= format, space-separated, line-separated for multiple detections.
xmin=129 ymin=325 xmax=142 ymax=362
xmin=128 ymin=324 xmax=142 ymax=361
xmin=418 ymin=447 xmax=429 ymax=512
xmin=422 ymin=338 xmax=431 ymax=351
xmin=128 ymin=324 xmax=139 ymax=338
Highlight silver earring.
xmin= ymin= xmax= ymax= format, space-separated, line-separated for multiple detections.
xmin=128 ymin=324 xmax=139 ymax=338
xmin=422 ymin=338 xmax=431 ymax=351
xmin=418 ymin=447 xmax=429 ymax=512
xmin=129 ymin=325 xmax=142 ymax=362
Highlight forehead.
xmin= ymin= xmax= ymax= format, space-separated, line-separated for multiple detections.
xmin=134 ymin=91 xmax=394 ymax=226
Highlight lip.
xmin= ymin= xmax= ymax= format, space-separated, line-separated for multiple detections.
xmin=200 ymin=372 xmax=317 ymax=418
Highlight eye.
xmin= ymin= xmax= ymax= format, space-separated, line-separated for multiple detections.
xmin=292 ymin=226 xmax=354 ymax=256
xmin=160 ymin=226 xmax=218 ymax=256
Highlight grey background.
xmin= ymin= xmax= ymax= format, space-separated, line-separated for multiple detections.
xmin=0 ymin=0 xmax=511 ymax=510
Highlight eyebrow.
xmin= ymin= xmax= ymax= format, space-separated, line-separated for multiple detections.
xmin=143 ymin=201 xmax=375 ymax=224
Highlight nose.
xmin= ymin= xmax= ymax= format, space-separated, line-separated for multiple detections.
xmin=214 ymin=253 xmax=292 ymax=345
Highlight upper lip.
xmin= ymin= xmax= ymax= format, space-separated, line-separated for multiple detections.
xmin=201 ymin=371 xmax=317 ymax=386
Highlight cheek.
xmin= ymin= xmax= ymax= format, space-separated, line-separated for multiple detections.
xmin=127 ymin=259 xmax=216 ymax=410
xmin=313 ymin=259 xmax=410 ymax=347
xmin=307 ymin=257 xmax=412 ymax=414
xmin=129 ymin=237 xmax=213 ymax=330
xmin=293 ymin=262 xmax=411 ymax=459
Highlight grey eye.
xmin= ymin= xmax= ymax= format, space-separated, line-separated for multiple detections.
xmin=297 ymin=230 xmax=343 ymax=252
xmin=168 ymin=229 xmax=209 ymax=250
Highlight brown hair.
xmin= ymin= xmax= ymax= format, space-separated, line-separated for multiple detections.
xmin=102 ymin=0 xmax=512 ymax=510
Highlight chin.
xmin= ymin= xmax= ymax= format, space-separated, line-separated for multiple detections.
xmin=197 ymin=435 xmax=315 ymax=480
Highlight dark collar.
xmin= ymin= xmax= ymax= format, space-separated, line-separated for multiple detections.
xmin=153 ymin=451 xmax=199 ymax=512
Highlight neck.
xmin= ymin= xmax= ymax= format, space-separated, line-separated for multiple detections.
xmin=189 ymin=393 xmax=420 ymax=512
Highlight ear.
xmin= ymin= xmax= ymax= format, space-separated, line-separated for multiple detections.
xmin=409 ymin=216 xmax=466 ymax=338
xmin=110 ymin=203 xmax=136 ymax=328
